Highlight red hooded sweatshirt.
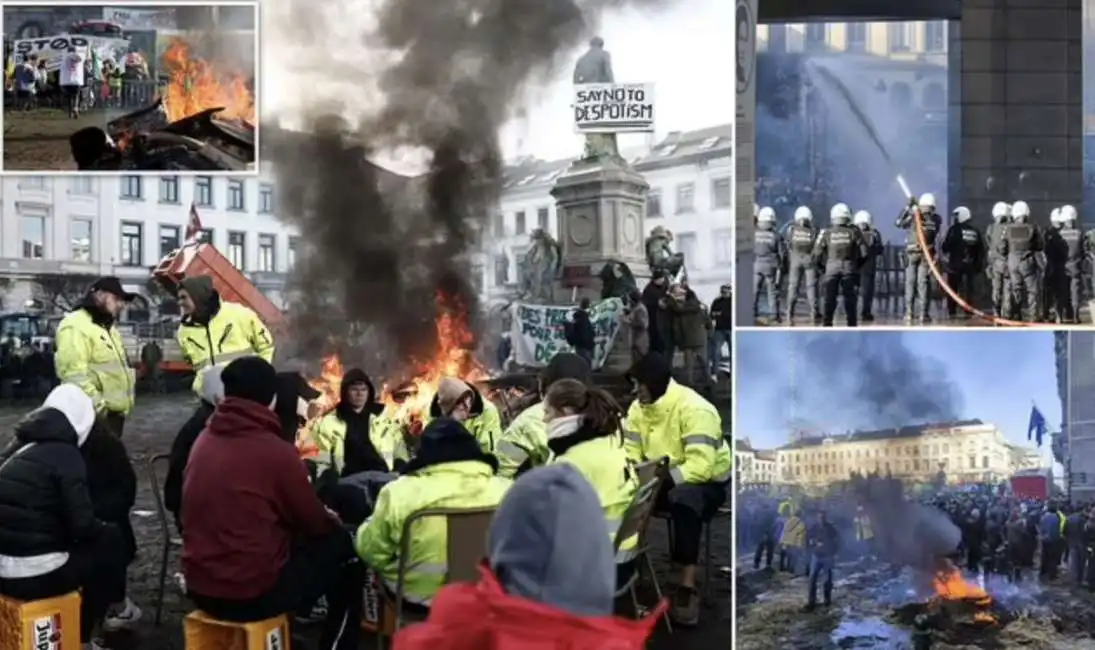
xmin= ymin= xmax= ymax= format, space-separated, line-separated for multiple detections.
xmin=181 ymin=397 xmax=337 ymax=599
xmin=393 ymin=563 xmax=666 ymax=650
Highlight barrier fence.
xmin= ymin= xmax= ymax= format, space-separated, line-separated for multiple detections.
xmin=5 ymin=78 xmax=163 ymax=112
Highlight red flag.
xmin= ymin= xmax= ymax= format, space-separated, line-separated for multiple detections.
xmin=185 ymin=202 xmax=203 ymax=242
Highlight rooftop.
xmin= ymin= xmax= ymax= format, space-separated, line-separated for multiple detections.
xmin=777 ymin=419 xmax=986 ymax=451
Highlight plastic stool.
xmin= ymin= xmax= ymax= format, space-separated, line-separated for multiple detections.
xmin=183 ymin=611 xmax=290 ymax=650
xmin=0 ymin=591 xmax=81 ymax=650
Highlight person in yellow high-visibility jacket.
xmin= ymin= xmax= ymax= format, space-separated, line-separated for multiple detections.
xmin=854 ymin=506 xmax=874 ymax=557
xmin=426 ymin=377 xmax=502 ymax=455
xmin=54 ymin=276 xmax=139 ymax=437
xmin=622 ymin=353 xmax=731 ymax=628
xmin=176 ymin=276 xmax=275 ymax=396
xmin=311 ymin=368 xmax=407 ymax=476
xmin=780 ymin=513 xmax=808 ymax=576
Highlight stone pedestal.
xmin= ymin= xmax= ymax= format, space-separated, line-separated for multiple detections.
xmin=551 ymin=157 xmax=650 ymax=373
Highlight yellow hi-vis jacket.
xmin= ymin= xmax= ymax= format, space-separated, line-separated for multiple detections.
xmin=425 ymin=400 xmax=503 ymax=456
xmin=622 ymin=381 xmax=732 ymax=485
xmin=551 ymin=435 xmax=640 ymax=558
xmin=495 ymin=402 xmax=549 ymax=478
xmin=311 ymin=412 xmax=408 ymax=473
xmin=178 ymin=302 xmax=275 ymax=394
xmin=354 ymin=461 xmax=511 ymax=606
xmin=781 ymin=515 xmax=806 ymax=548
xmin=855 ymin=514 xmax=873 ymax=540
xmin=54 ymin=309 xmax=135 ymax=415
xmin=778 ymin=500 xmax=795 ymax=517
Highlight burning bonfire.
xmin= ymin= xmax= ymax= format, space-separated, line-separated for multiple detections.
xmin=297 ymin=293 xmax=490 ymax=456
xmin=159 ymin=38 xmax=255 ymax=125
xmin=892 ymin=560 xmax=1015 ymax=645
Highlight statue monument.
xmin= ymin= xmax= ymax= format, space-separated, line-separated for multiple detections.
xmin=645 ymin=225 xmax=686 ymax=281
xmin=518 ymin=228 xmax=562 ymax=302
xmin=549 ymin=38 xmax=654 ymax=370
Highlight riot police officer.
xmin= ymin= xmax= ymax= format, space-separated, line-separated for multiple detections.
xmin=785 ymin=206 xmax=820 ymax=325
xmin=1044 ymin=208 xmax=1065 ymax=321
xmin=852 ymin=210 xmax=883 ymax=322
xmin=985 ymin=202 xmax=1012 ymax=318
xmin=941 ymin=206 xmax=984 ymax=320
xmin=814 ymin=203 xmax=866 ymax=327
xmin=754 ymin=206 xmax=786 ymax=323
xmin=1051 ymin=205 xmax=1084 ymax=323
xmin=896 ymin=193 xmax=942 ymax=324
xmin=1003 ymin=200 xmax=1044 ymax=322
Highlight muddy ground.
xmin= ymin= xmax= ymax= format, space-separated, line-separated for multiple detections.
xmin=3 ymin=109 xmax=115 ymax=171
xmin=736 ymin=556 xmax=1095 ymax=650
xmin=0 ymin=395 xmax=731 ymax=650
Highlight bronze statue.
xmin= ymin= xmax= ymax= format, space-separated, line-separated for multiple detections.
xmin=597 ymin=261 xmax=638 ymax=301
xmin=572 ymin=36 xmax=619 ymax=161
xmin=645 ymin=225 xmax=685 ymax=279
xmin=520 ymin=228 xmax=562 ymax=301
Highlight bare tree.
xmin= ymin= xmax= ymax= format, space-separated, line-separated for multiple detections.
xmin=31 ymin=273 xmax=97 ymax=314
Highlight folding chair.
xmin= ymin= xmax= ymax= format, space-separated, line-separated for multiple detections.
xmin=147 ymin=453 xmax=183 ymax=626
xmin=614 ymin=472 xmax=672 ymax=633
xmin=375 ymin=506 xmax=497 ymax=649
xmin=653 ymin=473 xmax=730 ymax=604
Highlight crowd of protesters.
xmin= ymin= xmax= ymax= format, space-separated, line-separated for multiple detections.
xmin=5 ymin=45 xmax=153 ymax=114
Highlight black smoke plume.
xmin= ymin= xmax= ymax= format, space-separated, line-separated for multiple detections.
xmin=267 ymin=0 xmax=675 ymax=376
xmin=738 ymin=332 xmax=964 ymax=433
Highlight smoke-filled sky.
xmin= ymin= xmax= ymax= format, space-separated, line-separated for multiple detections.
xmin=261 ymin=0 xmax=732 ymax=170
xmin=737 ymin=331 xmax=1061 ymax=455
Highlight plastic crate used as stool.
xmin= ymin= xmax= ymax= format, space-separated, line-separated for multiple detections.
xmin=0 ymin=591 xmax=81 ymax=650
xmin=184 ymin=611 xmax=290 ymax=650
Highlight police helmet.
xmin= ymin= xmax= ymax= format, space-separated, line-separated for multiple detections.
xmin=991 ymin=201 xmax=1010 ymax=220
xmin=1050 ymin=208 xmax=1062 ymax=225
xmin=1011 ymin=200 xmax=1031 ymax=221
xmin=757 ymin=207 xmax=776 ymax=224
xmin=918 ymin=193 xmax=936 ymax=209
xmin=793 ymin=206 xmax=813 ymax=223
xmin=1061 ymin=205 xmax=1079 ymax=223
xmin=852 ymin=210 xmax=872 ymax=227
xmin=952 ymin=206 xmax=971 ymax=223
xmin=830 ymin=203 xmax=851 ymax=225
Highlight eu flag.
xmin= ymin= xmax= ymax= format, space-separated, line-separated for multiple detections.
xmin=1028 ymin=405 xmax=1047 ymax=447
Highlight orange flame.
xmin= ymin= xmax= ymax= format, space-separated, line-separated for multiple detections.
xmin=298 ymin=292 xmax=487 ymax=454
xmin=930 ymin=564 xmax=996 ymax=624
xmin=159 ymin=37 xmax=255 ymax=123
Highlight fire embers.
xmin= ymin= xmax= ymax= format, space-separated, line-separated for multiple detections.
xmin=892 ymin=563 xmax=1016 ymax=647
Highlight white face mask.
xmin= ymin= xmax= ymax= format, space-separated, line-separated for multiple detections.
xmin=546 ymin=414 xmax=583 ymax=440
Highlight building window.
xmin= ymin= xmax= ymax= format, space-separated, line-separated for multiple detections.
xmin=675 ymin=183 xmax=695 ymax=214
xmin=121 ymin=176 xmax=142 ymax=199
xmin=288 ymin=237 xmax=299 ymax=269
xmin=493 ymin=255 xmax=509 ymax=286
xmin=70 ymin=219 xmax=92 ymax=262
xmin=711 ymin=177 xmax=731 ymax=208
xmin=889 ymin=23 xmax=912 ymax=52
xmin=228 ymin=180 xmax=246 ymax=211
xmin=159 ymin=176 xmax=180 ymax=203
xmin=159 ymin=225 xmax=181 ymax=257
xmin=537 ymin=207 xmax=549 ymax=231
xmin=195 ymin=176 xmax=214 ymax=206
xmin=258 ymin=234 xmax=276 ymax=272
xmin=676 ymin=232 xmax=698 ymax=268
xmin=259 ymin=184 xmax=275 ymax=214
xmin=120 ymin=222 xmax=144 ymax=267
xmin=846 ymin=23 xmax=866 ymax=52
xmin=514 ymin=211 xmax=526 ymax=235
xmin=981 ymin=456 xmax=989 ymax=469
xmin=69 ymin=177 xmax=94 ymax=195
xmin=968 ymin=455 xmax=976 ymax=470
xmin=713 ymin=229 xmax=732 ymax=265
xmin=198 ymin=228 xmax=214 ymax=245
xmin=925 ymin=21 xmax=946 ymax=52
xmin=647 ymin=189 xmax=662 ymax=217
xmin=805 ymin=24 xmax=827 ymax=51
xmin=21 ymin=215 xmax=45 ymax=259
xmin=492 ymin=213 xmax=505 ymax=238
xmin=227 ymin=231 xmax=246 ymax=269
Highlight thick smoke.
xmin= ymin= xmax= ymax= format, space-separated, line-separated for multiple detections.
xmin=739 ymin=332 xmax=964 ymax=433
xmin=267 ymin=0 xmax=674 ymax=374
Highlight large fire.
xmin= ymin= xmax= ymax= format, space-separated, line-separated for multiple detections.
xmin=298 ymin=293 xmax=487 ymax=456
xmin=930 ymin=563 xmax=996 ymax=625
xmin=159 ymin=37 xmax=255 ymax=124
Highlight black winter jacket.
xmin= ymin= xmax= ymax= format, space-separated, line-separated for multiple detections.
xmin=164 ymin=402 xmax=215 ymax=530
xmin=0 ymin=408 xmax=102 ymax=557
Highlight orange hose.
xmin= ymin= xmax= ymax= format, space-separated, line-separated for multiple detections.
xmin=911 ymin=206 xmax=1035 ymax=327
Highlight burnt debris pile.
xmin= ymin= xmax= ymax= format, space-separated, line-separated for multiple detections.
xmin=70 ymin=100 xmax=255 ymax=171
xmin=891 ymin=596 xmax=1017 ymax=648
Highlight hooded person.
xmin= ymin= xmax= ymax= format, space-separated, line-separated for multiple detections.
xmin=312 ymin=368 xmax=406 ymax=477
xmin=164 ymin=365 xmax=225 ymax=532
xmin=275 ymin=371 xmax=323 ymax=448
xmin=182 ymin=356 xmax=362 ymax=650
xmin=623 ymin=352 xmax=731 ymax=627
xmin=427 ymin=377 xmax=502 ymax=455
xmin=496 ymin=352 xmax=592 ymax=479
xmin=355 ymin=417 xmax=511 ymax=611
xmin=54 ymin=276 xmax=138 ymax=438
xmin=175 ymin=275 xmax=275 ymax=398
xmin=0 ymin=384 xmax=129 ymax=650
xmin=391 ymin=464 xmax=665 ymax=650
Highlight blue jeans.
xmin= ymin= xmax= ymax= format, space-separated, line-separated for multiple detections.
xmin=709 ymin=329 xmax=731 ymax=373
xmin=808 ymin=555 xmax=834 ymax=605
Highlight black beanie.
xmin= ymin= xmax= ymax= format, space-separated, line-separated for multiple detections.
xmin=221 ymin=356 xmax=279 ymax=406
xmin=541 ymin=352 xmax=591 ymax=390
